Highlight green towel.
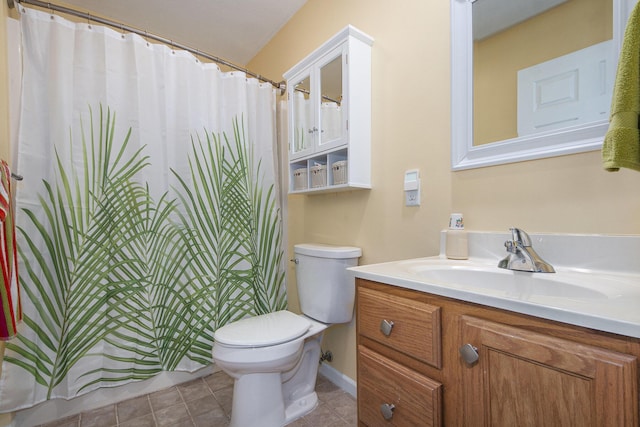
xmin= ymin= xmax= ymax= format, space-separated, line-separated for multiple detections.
xmin=602 ymin=1 xmax=640 ymax=172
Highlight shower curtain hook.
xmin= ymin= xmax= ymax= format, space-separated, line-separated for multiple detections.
xmin=87 ymin=13 xmax=92 ymax=29
xmin=277 ymin=81 xmax=287 ymax=97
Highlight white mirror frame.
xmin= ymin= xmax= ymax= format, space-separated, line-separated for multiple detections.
xmin=451 ymin=0 xmax=636 ymax=170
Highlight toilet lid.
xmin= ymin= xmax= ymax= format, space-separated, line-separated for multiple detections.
xmin=214 ymin=310 xmax=311 ymax=347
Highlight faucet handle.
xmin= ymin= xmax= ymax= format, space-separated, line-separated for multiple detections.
xmin=510 ymin=227 xmax=532 ymax=247
xmin=504 ymin=240 xmax=517 ymax=254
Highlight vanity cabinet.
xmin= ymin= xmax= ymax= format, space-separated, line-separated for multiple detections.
xmin=460 ymin=315 xmax=637 ymax=426
xmin=356 ymin=279 xmax=640 ymax=426
xmin=283 ymin=26 xmax=372 ymax=194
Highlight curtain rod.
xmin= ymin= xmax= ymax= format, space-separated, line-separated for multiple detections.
xmin=8 ymin=0 xmax=286 ymax=95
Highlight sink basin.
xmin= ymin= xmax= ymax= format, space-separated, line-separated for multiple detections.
xmin=352 ymin=257 xmax=640 ymax=305
xmin=349 ymin=232 xmax=640 ymax=338
xmin=350 ymin=257 xmax=640 ymax=337
xmin=407 ymin=264 xmax=619 ymax=301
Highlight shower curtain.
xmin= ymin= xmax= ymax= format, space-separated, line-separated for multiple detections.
xmin=0 ymin=6 xmax=286 ymax=411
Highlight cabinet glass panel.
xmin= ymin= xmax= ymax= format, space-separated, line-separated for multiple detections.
xmin=292 ymin=75 xmax=312 ymax=156
xmin=319 ymin=55 xmax=343 ymax=148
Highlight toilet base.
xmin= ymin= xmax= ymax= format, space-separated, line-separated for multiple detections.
xmin=226 ymin=331 xmax=325 ymax=426
xmin=228 ymin=372 xmax=320 ymax=427
xmin=281 ymin=333 xmax=323 ymax=424
xmin=284 ymin=391 xmax=319 ymax=424
xmin=230 ymin=372 xmax=286 ymax=427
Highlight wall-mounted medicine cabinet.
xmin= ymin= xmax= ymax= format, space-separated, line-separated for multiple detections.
xmin=284 ymin=25 xmax=373 ymax=194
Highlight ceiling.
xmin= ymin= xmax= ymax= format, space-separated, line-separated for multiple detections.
xmin=473 ymin=0 xmax=567 ymax=40
xmin=55 ymin=0 xmax=308 ymax=66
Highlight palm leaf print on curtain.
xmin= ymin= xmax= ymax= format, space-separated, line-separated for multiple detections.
xmin=1 ymin=106 xmax=285 ymax=409
xmin=173 ymin=120 xmax=286 ymax=333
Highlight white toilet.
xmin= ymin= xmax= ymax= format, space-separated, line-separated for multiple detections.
xmin=211 ymin=243 xmax=362 ymax=427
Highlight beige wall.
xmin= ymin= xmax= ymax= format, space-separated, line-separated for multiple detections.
xmin=248 ymin=0 xmax=640 ymax=382
xmin=248 ymin=0 xmax=453 ymax=381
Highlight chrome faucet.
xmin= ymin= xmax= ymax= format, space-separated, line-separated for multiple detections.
xmin=498 ymin=228 xmax=555 ymax=273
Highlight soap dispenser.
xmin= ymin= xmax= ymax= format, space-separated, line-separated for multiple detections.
xmin=446 ymin=213 xmax=468 ymax=260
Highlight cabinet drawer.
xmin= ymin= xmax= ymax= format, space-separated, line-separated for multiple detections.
xmin=358 ymin=345 xmax=442 ymax=426
xmin=357 ymin=286 xmax=441 ymax=368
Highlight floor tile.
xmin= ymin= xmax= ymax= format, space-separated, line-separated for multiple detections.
xmin=191 ymin=411 xmax=230 ymax=427
xmin=185 ymin=395 xmax=225 ymax=418
xmin=203 ymin=371 xmax=234 ymax=393
xmin=80 ymin=404 xmax=117 ymax=427
xmin=41 ymin=415 xmax=80 ymax=427
xmin=116 ymin=395 xmax=152 ymax=423
xmin=153 ymin=402 xmax=191 ymax=427
xmin=36 ymin=372 xmax=356 ymax=427
xmin=326 ymin=393 xmax=357 ymax=424
xmin=301 ymin=403 xmax=344 ymax=426
xmin=211 ymin=387 xmax=233 ymax=417
xmin=148 ymin=386 xmax=182 ymax=412
xmin=177 ymin=379 xmax=211 ymax=403
xmin=117 ymin=414 xmax=155 ymax=427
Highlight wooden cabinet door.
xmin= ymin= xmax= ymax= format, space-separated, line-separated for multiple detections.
xmin=460 ymin=315 xmax=638 ymax=426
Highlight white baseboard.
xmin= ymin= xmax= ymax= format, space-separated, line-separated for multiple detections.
xmin=319 ymin=363 xmax=356 ymax=398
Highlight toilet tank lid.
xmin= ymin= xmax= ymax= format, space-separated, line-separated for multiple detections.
xmin=294 ymin=243 xmax=362 ymax=259
xmin=214 ymin=311 xmax=311 ymax=347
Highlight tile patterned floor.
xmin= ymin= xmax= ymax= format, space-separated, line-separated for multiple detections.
xmin=37 ymin=372 xmax=357 ymax=427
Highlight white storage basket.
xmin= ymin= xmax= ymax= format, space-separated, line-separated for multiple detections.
xmin=293 ymin=168 xmax=308 ymax=191
xmin=332 ymin=160 xmax=348 ymax=185
xmin=310 ymin=164 xmax=327 ymax=188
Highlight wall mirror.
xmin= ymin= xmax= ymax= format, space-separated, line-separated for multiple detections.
xmin=451 ymin=0 xmax=636 ymax=170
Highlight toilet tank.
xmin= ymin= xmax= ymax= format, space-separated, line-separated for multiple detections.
xmin=294 ymin=243 xmax=362 ymax=324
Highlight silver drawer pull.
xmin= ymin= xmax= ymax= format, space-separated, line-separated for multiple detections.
xmin=459 ymin=343 xmax=479 ymax=365
xmin=380 ymin=403 xmax=395 ymax=420
xmin=379 ymin=319 xmax=394 ymax=336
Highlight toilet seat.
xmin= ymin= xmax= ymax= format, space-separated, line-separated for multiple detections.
xmin=214 ymin=310 xmax=311 ymax=347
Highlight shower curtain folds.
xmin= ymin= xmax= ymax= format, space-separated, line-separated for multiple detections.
xmin=0 ymin=6 xmax=286 ymax=412
xmin=10 ymin=0 xmax=287 ymax=92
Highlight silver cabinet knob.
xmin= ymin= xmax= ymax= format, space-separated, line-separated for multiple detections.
xmin=379 ymin=319 xmax=394 ymax=336
xmin=459 ymin=343 xmax=479 ymax=365
xmin=380 ymin=403 xmax=395 ymax=420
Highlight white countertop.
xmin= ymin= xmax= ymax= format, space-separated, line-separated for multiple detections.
xmin=349 ymin=231 xmax=640 ymax=339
